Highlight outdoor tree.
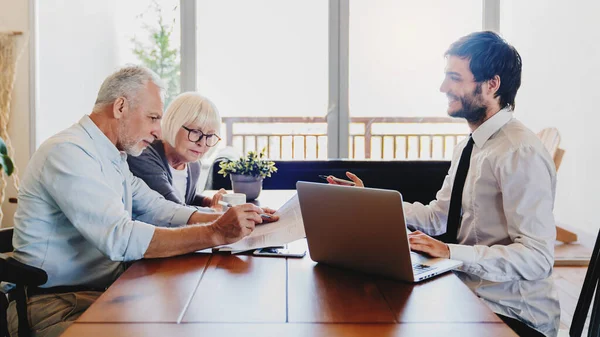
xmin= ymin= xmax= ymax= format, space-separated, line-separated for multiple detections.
xmin=132 ymin=1 xmax=180 ymax=106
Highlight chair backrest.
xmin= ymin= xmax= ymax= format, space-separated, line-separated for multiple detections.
xmin=570 ymin=229 xmax=600 ymax=337
xmin=0 ymin=227 xmax=48 ymax=337
xmin=0 ymin=256 xmax=48 ymax=287
xmin=0 ymin=227 xmax=13 ymax=253
xmin=208 ymin=159 xmax=452 ymax=205
xmin=0 ymin=227 xmax=14 ymax=337
xmin=538 ymin=127 xmax=561 ymax=157
xmin=537 ymin=127 xmax=565 ymax=171
xmin=204 ymin=146 xmax=243 ymax=190
xmin=0 ymin=227 xmax=48 ymax=285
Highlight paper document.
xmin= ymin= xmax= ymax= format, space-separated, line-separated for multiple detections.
xmin=216 ymin=193 xmax=305 ymax=253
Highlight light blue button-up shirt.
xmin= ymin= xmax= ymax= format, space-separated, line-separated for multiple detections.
xmin=12 ymin=116 xmax=197 ymax=289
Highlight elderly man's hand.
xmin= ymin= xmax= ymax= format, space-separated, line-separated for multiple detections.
xmin=211 ymin=203 xmax=262 ymax=245
xmin=408 ymin=230 xmax=450 ymax=258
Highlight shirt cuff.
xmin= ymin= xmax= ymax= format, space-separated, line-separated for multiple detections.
xmin=193 ymin=206 xmax=216 ymax=213
xmin=402 ymin=201 xmax=413 ymax=219
xmin=448 ymin=244 xmax=477 ymax=263
xmin=123 ymin=221 xmax=156 ymax=261
xmin=170 ymin=206 xmax=198 ymax=226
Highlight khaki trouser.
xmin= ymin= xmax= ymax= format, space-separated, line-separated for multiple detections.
xmin=7 ymin=291 xmax=102 ymax=337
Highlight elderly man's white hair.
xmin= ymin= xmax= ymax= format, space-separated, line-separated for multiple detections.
xmin=93 ymin=65 xmax=165 ymax=112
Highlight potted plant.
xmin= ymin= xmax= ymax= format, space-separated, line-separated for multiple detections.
xmin=217 ymin=148 xmax=277 ymax=200
xmin=0 ymin=137 xmax=14 ymax=176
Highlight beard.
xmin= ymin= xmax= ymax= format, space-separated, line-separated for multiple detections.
xmin=124 ymin=143 xmax=145 ymax=157
xmin=448 ymin=83 xmax=487 ymax=124
xmin=117 ymin=120 xmax=147 ymax=157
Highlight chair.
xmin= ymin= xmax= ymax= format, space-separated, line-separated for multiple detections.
xmin=207 ymin=157 xmax=233 ymax=190
xmin=203 ymin=146 xmax=242 ymax=191
xmin=537 ymin=128 xmax=577 ymax=244
xmin=538 ymin=127 xmax=566 ymax=171
xmin=206 ymin=159 xmax=452 ymax=205
xmin=563 ymin=229 xmax=600 ymax=337
xmin=0 ymin=227 xmax=48 ymax=337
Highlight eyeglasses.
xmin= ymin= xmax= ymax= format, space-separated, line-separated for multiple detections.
xmin=181 ymin=126 xmax=221 ymax=147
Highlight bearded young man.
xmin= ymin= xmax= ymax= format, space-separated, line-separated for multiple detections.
xmin=328 ymin=32 xmax=560 ymax=337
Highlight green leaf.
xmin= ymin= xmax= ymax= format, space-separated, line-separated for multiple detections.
xmin=0 ymin=154 xmax=14 ymax=176
xmin=0 ymin=137 xmax=7 ymax=155
xmin=131 ymin=2 xmax=180 ymax=106
xmin=216 ymin=147 xmax=277 ymax=179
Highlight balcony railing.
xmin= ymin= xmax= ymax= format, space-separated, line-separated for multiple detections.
xmin=222 ymin=116 xmax=468 ymax=160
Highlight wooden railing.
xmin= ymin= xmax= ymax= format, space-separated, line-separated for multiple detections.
xmin=222 ymin=116 xmax=468 ymax=160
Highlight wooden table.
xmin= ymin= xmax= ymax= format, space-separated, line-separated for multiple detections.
xmin=62 ymin=190 xmax=516 ymax=337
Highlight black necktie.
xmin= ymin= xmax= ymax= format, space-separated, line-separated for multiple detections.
xmin=445 ymin=136 xmax=474 ymax=244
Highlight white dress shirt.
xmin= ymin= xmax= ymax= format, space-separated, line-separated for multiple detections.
xmin=403 ymin=108 xmax=560 ymax=337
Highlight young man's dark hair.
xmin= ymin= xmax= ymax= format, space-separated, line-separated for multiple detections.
xmin=445 ymin=31 xmax=522 ymax=110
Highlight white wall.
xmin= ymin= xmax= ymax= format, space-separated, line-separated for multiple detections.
xmin=1 ymin=0 xmax=121 ymax=227
xmin=501 ymin=0 xmax=600 ymax=237
xmin=36 ymin=0 xmax=118 ymax=146
xmin=0 ymin=0 xmax=31 ymax=227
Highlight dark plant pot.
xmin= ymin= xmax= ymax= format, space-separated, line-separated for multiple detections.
xmin=230 ymin=174 xmax=263 ymax=200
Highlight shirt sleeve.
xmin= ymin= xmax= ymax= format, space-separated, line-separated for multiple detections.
xmin=402 ymin=142 xmax=464 ymax=236
xmin=128 ymin=170 xmax=197 ymax=227
xmin=41 ymin=143 xmax=156 ymax=262
xmin=448 ymin=146 xmax=556 ymax=282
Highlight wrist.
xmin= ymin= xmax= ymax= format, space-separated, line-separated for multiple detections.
xmin=445 ymin=244 xmax=451 ymax=259
xmin=207 ymin=222 xmax=225 ymax=247
xmin=189 ymin=211 xmax=220 ymax=224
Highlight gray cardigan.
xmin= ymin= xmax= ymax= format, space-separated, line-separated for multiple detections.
xmin=127 ymin=140 xmax=207 ymax=206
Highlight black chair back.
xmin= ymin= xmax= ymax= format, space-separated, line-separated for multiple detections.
xmin=0 ymin=227 xmax=48 ymax=337
xmin=208 ymin=159 xmax=451 ymax=205
xmin=570 ymin=229 xmax=600 ymax=337
xmin=0 ymin=227 xmax=12 ymax=253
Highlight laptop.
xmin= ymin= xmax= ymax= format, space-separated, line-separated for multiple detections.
xmin=296 ymin=181 xmax=462 ymax=283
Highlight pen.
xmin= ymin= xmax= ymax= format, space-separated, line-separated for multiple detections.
xmin=217 ymin=200 xmax=272 ymax=219
xmin=318 ymin=174 xmax=356 ymax=186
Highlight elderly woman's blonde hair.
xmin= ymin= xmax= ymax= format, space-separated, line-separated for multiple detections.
xmin=161 ymin=92 xmax=222 ymax=149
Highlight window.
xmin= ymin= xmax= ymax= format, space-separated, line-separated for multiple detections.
xmin=348 ymin=0 xmax=479 ymax=159
xmin=36 ymin=0 xmax=484 ymax=159
xmin=195 ymin=0 xmax=329 ymax=160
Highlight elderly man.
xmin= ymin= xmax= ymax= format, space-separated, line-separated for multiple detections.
xmin=7 ymin=65 xmax=277 ymax=337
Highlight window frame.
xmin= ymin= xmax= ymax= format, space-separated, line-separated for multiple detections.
xmin=173 ymin=0 xmax=495 ymax=159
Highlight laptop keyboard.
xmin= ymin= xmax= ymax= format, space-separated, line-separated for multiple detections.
xmin=412 ymin=263 xmax=434 ymax=274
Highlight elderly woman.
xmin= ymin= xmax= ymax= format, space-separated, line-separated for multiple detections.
xmin=128 ymin=92 xmax=226 ymax=210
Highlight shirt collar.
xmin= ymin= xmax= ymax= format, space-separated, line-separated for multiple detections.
xmin=78 ymin=115 xmax=126 ymax=163
xmin=471 ymin=108 xmax=513 ymax=148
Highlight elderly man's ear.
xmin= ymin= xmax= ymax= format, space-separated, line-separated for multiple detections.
xmin=113 ymin=97 xmax=128 ymax=119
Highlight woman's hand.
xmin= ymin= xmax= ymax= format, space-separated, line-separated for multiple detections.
xmin=259 ymin=207 xmax=280 ymax=223
xmin=206 ymin=189 xmax=227 ymax=210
